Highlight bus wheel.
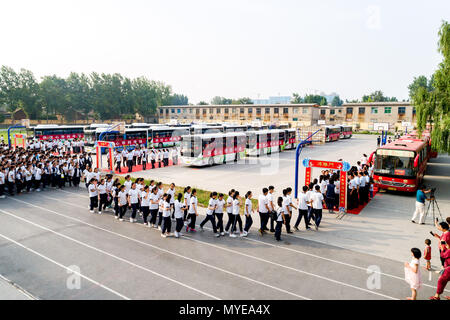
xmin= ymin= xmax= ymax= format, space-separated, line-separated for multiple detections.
xmin=158 ymin=143 xmax=163 ymax=149
xmin=209 ymin=157 xmax=214 ymax=166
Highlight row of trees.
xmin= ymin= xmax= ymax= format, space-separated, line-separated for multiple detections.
xmin=409 ymin=21 xmax=450 ymax=153
xmin=0 ymin=66 xmax=188 ymax=120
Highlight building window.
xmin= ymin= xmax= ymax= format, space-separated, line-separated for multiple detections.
xmin=358 ymin=107 xmax=365 ymax=115
xmin=371 ymin=107 xmax=378 ymax=114
xmin=171 ymin=109 xmax=175 ymax=114
xmin=274 ymin=108 xmax=279 ymax=114
xmin=320 ymin=110 xmax=326 ymax=115
xmin=202 ymin=109 xmax=206 ymax=115
xmin=398 ymin=107 xmax=406 ymax=115
xmin=384 ymin=107 xmax=392 ymax=114
xmin=159 ymin=109 xmax=163 ymax=114
xmin=240 ymin=108 xmax=244 ymax=114
xmin=189 ymin=108 xmax=193 ymax=113
xmin=217 ymin=108 xmax=221 ymax=114
xmin=302 ymin=107 xmax=308 ymax=114
xmin=248 ymin=108 xmax=253 ymax=114
xmin=224 ymin=108 xmax=229 ymax=114
xmin=346 ymin=107 xmax=353 ymax=114
xmin=330 ymin=109 xmax=335 ymax=115
xmin=283 ymin=108 xmax=289 ymax=114
xmin=265 ymin=107 xmax=270 ymax=114
xmin=177 ymin=109 xmax=181 ymax=114
xmin=293 ymin=118 xmax=298 ymax=121
xmin=256 ymin=108 xmax=261 ymax=114
xmin=293 ymin=108 xmax=299 ymax=114
xmin=413 ymin=107 xmax=416 ymax=115
xmin=210 ymin=108 xmax=214 ymax=114
xmin=196 ymin=109 xmax=200 ymax=115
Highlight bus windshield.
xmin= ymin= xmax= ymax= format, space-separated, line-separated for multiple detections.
xmin=374 ymin=149 xmax=415 ymax=176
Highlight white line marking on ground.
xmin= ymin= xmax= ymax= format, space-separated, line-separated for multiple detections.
xmin=10 ymin=196 xmax=309 ymax=300
xmin=0 ymin=231 xmax=130 ymax=300
xmin=0 ymin=207 xmax=219 ymax=300
xmin=34 ymin=191 xmax=449 ymax=293
xmin=0 ymin=273 xmax=38 ymax=300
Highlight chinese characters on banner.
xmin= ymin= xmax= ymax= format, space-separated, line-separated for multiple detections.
xmin=153 ymin=136 xmax=181 ymax=143
xmin=304 ymin=167 xmax=312 ymax=186
xmin=339 ymin=171 xmax=347 ymax=210
xmin=39 ymin=133 xmax=84 ymax=140
xmin=115 ymin=139 xmax=146 ymax=146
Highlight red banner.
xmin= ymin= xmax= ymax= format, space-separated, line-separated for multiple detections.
xmin=114 ymin=139 xmax=146 ymax=146
xmin=305 ymin=167 xmax=311 ymax=186
xmin=39 ymin=133 xmax=84 ymax=140
xmin=339 ymin=171 xmax=347 ymax=210
xmin=308 ymin=160 xmax=343 ymax=170
xmin=153 ymin=136 xmax=181 ymax=143
xmin=203 ymin=146 xmax=245 ymax=157
xmin=289 ymin=138 xmax=296 ymax=144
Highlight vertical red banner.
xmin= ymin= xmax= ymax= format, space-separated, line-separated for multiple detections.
xmin=339 ymin=171 xmax=347 ymax=210
xmin=305 ymin=167 xmax=311 ymax=187
xmin=96 ymin=147 xmax=100 ymax=170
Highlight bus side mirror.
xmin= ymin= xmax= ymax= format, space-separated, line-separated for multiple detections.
xmin=414 ymin=155 xmax=419 ymax=168
xmin=368 ymin=151 xmax=375 ymax=164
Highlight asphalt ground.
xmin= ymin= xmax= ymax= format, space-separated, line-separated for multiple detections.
xmin=0 ymin=186 xmax=448 ymax=300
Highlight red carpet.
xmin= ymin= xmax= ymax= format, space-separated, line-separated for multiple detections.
xmin=346 ymin=186 xmax=379 ymax=215
xmin=114 ymin=160 xmax=178 ymax=174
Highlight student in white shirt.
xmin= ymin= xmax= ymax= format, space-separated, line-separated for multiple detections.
xmin=161 ymin=194 xmax=172 ymax=237
xmin=140 ymin=185 xmax=151 ymax=226
xmin=157 ymin=195 xmax=166 ymax=230
xmin=199 ymin=192 xmax=219 ymax=237
xmin=224 ymin=189 xmax=235 ymax=234
xmin=149 ymin=186 xmax=160 ymax=228
xmin=215 ymin=193 xmax=226 ymax=236
xmin=183 ymin=186 xmax=191 ymax=223
xmin=0 ymin=168 xmax=5 ymax=198
xmin=116 ymin=185 xmax=128 ymax=221
xmin=124 ymin=175 xmax=132 ymax=193
xmin=282 ymin=188 xmax=295 ymax=234
xmin=267 ymin=186 xmax=276 ymax=232
xmin=243 ymin=191 xmax=254 ymax=237
xmin=274 ymin=196 xmax=286 ymax=241
xmin=258 ymin=188 xmax=270 ymax=235
xmin=186 ymin=189 xmax=198 ymax=232
xmin=295 ymin=185 xmax=311 ymax=230
xmin=230 ymin=191 xmax=243 ymax=238
xmin=166 ymin=183 xmax=176 ymax=219
xmin=311 ymin=185 xmax=325 ymax=230
xmin=97 ymin=179 xmax=108 ymax=214
xmin=128 ymin=183 xmax=140 ymax=223
xmin=174 ymin=193 xmax=186 ymax=238
xmin=88 ymin=178 xmax=99 ymax=213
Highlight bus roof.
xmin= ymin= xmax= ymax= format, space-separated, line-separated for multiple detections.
xmin=181 ymin=132 xmax=246 ymax=139
xmin=378 ymin=139 xmax=426 ymax=152
xmin=34 ymin=125 xmax=85 ymax=129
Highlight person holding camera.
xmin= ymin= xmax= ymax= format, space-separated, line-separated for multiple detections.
xmin=429 ymin=239 xmax=450 ymax=300
xmin=432 ymin=221 xmax=450 ymax=270
xmin=411 ymin=185 xmax=431 ymax=225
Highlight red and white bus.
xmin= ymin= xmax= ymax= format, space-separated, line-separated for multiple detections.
xmin=324 ymin=126 xmax=341 ymax=142
xmin=373 ymin=139 xmax=431 ymax=192
xmin=33 ymin=125 xmax=85 ymax=140
xmin=338 ymin=125 xmax=353 ymax=139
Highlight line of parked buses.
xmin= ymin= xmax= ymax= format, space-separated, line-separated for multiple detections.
xmin=32 ymin=123 xmax=352 ymax=165
xmin=31 ymin=123 xmax=437 ymax=193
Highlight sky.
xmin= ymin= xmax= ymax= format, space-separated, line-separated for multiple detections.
xmin=0 ymin=0 xmax=449 ymax=103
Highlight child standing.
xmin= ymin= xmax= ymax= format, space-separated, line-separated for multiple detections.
xmin=404 ymin=248 xmax=423 ymax=300
xmin=424 ymin=239 xmax=432 ymax=271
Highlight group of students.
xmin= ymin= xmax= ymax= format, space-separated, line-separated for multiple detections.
xmin=0 ymin=140 xmax=95 ymax=198
xmin=114 ymin=146 xmax=179 ymax=173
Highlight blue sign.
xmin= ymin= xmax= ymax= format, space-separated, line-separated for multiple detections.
xmin=342 ymin=161 xmax=351 ymax=172
xmin=302 ymin=158 xmax=310 ymax=167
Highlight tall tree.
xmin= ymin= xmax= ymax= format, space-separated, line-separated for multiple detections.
xmin=211 ymin=96 xmax=232 ymax=105
xmin=412 ymin=21 xmax=450 ymax=153
xmin=331 ymin=95 xmax=343 ymax=106
xmin=171 ymin=93 xmax=189 ymax=105
xmin=291 ymin=93 xmax=303 ymax=104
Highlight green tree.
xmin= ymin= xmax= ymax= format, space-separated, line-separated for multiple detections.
xmin=331 ymin=96 xmax=343 ymax=106
xmin=211 ymin=96 xmax=232 ymax=105
xmin=412 ymin=21 xmax=450 ymax=153
xmin=303 ymin=94 xmax=328 ymax=105
xmin=198 ymin=101 xmax=209 ymax=105
xmin=362 ymin=90 xmax=397 ymax=102
xmin=291 ymin=93 xmax=303 ymax=104
xmin=232 ymin=97 xmax=253 ymax=104
xmin=171 ymin=93 xmax=189 ymax=105
xmin=39 ymin=75 xmax=69 ymax=117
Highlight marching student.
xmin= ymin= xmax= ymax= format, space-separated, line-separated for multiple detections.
xmin=97 ymin=178 xmax=108 ymax=214
xmin=124 ymin=175 xmax=132 ymax=193
xmin=0 ymin=167 xmax=5 ymax=198
xmin=88 ymin=178 xmax=99 ymax=213
xmin=150 ymin=150 xmax=156 ymax=169
xmin=281 ymin=188 xmax=294 ymax=234
xmin=149 ymin=186 xmax=160 ymax=228
xmin=142 ymin=148 xmax=148 ymax=170
xmin=199 ymin=192 xmax=219 ymax=237
xmin=311 ymin=185 xmax=325 ymax=230
xmin=117 ymin=184 xmax=128 ymax=221
xmin=157 ymin=193 xmax=167 ymax=230
xmin=267 ymin=186 xmax=275 ymax=233
xmin=7 ymin=165 xmax=15 ymax=196
xmin=128 ymin=182 xmax=140 ymax=223
xmin=163 ymin=149 xmax=169 ymax=167
xmin=243 ymin=191 xmax=254 ymax=237
xmin=112 ymin=181 xmax=120 ymax=218
xmin=167 ymin=183 xmax=176 ymax=219
xmin=174 ymin=193 xmax=186 ymax=238
xmin=275 ymin=196 xmax=286 ymax=241
xmin=258 ymin=188 xmax=270 ymax=235
xmin=126 ymin=149 xmax=134 ymax=172
xmin=186 ymin=189 xmax=198 ymax=232
xmin=24 ymin=164 xmax=33 ymax=192
xmin=161 ymin=194 xmax=172 ymax=237
xmin=224 ymin=189 xmax=235 ymax=234
xmin=215 ymin=193 xmax=226 ymax=236
xmin=114 ymin=150 xmax=122 ymax=173
xmin=140 ymin=185 xmax=151 ymax=226
xmin=183 ymin=186 xmax=191 ymax=223
xmin=294 ymin=185 xmax=311 ymax=231
xmin=230 ymin=191 xmax=243 ymax=238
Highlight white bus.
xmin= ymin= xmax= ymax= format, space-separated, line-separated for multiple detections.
xmin=283 ymin=128 xmax=297 ymax=150
xmin=180 ymin=132 xmax=246 ymax=166
xmin=245 ymin=129 xmax=285 ymax=157
xmin=190 ymin=125 xmax=225 ymax=135
xmin=149 ymin=126 xmax=190 ymax=148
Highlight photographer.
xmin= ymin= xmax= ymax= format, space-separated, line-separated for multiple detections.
xmin=411 ymin=185 xmax=432 ymax=225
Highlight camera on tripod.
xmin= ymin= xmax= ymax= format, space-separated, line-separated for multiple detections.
xmin=429 ymin=187 xmax=436 ymax=198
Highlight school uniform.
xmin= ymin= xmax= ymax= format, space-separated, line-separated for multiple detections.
xmin=98 ymin=183 xmax=108 ymax=213
xmin=7 ymin=170 xmax=15 ymax=195
xmin=274 ymin=207 xmax=284 ymax=241
xmin=174 ymin=199 xmax=185 ymax=234
xmin=282 ymin=196 xmax=292 ymax=233
xmin=215 ymin=199 xmax=225 ymax=234
xmin=244 ymin=198 xmax=253 ymax=234
xmin=295 ymin=192 xmax=310 ymax=229
xmin=72 ymin=167 xmax=81 ymax=187
xmin=126 ymin=151 xmax=134 ymax=173
xmin=187 ymin=196 xmax=198 ymax=231
xmin=88 ymin=184 xmax=98 ymax=212
xmin=142 ymin=150 xmax=148 ymax=170
xmin=311 ymin=191 xmax=324 ymax=228
xmin=258 ymin=194 xmax=269 ymax=232
xmin=118 ymin=191 xmax=128 ymax=219
xmin=149 ymin=192 xmax=160 ymax=226
xmin=150 ymin=152 xmax=156 ymax=169
xmin=0 ymin=171 xmax=5 ymax=198
xmin=128 ymin=188 xmax=140 ymax=221
xmin=200 ymin=198 xmax=218 ymax=233
xmin=230 ymin=198 xmax=243 ymax=234
xmin=141 ymin=191 xmax=151 ymax=225
xmin=161 ymin=201 xmax=172 ymax=234
xmin=183 ymin=191 xmax=191 ymax=221
xmin=267 ymin=192 xmax=275 ymax=232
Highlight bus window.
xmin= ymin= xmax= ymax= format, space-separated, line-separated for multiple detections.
xmin=374 ymin=149 xmax=415 ymax=176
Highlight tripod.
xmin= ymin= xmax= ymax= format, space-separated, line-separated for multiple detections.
xmin=425 ymin=196 xmax=443 ymax=223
